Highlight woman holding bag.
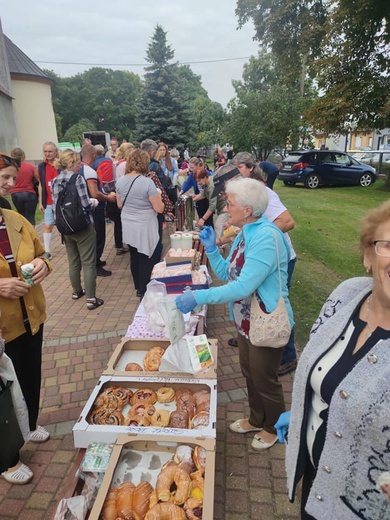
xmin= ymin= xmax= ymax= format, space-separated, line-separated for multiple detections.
xmin=175 ymin=177 xmax=293 ymax=450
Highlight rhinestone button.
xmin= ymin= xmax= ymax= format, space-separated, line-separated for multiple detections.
xmin=323 ymin=466 xmax=331 ymax=473
xmin=367 ymin=354 xmax=377 ymax=364
xmin=334 ymin=431 xmax=343 ymax=438
xmin=339 ymin=390 xmax=348 ymax=399
xmin=315 ymin=494 xmax=323 ymax=501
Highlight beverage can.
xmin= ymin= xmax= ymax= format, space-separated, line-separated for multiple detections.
xmin=21 ymin=263 xmax=34 ymax=286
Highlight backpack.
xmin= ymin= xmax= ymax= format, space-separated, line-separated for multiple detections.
xmin=55 ymin=174 xmax=90 ymax=235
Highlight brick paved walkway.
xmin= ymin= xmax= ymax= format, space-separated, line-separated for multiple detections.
xmin=0 ymin=222 xmax=301 ymax=520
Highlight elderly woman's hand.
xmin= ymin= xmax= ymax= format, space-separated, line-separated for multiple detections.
xmin=199 ymin=226 xmax=217 ymax=252
xmin=175 ymin=291 xmax=197 ymax=314
xmin=275 ymin=411 xmax=291 ymax=443
xmin=0 ymin=278 xmax=30 ymax=299
xmin=31 ymin=258 xmax=49 ymax=285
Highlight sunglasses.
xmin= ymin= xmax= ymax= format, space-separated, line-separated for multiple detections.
xmin=0 ymin=154 xmax=21 ymax=169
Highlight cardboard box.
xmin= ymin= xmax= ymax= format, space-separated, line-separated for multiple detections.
xmin=73 ymin=376 xmax=217 ymax=448
xmin=164 ymin=282 xmax=209 ymax=294
xmin=88 ymin=434 xmax=215 ymax=520
xmin=165 ymin=253 xmax=198 ymax=269
xmin=103 ymin=337 xmax=218 ymax=380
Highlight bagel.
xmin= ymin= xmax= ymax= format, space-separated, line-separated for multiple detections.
xmin=156 ymin=386 xmax=175 ymax=403
xmin=150 ymin=409 xmax=170 ymax=427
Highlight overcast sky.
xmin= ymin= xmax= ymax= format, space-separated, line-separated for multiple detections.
xmin=1 ymin=0 xmax=260 ymax=107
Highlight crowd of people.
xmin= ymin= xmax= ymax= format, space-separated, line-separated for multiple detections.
xmin=0 ymin=139 xmax=388 ymax=519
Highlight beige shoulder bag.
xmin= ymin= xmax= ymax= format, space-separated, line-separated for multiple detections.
xmin=249 ymin=229 xmax=291 ymax=348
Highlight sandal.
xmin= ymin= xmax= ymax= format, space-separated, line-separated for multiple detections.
xmin=1 ymin=463 xmax=33 ymax=484
xmin=87 ymin=297 xmax=104 ymax=310
xmin=29 ymin=425 xmax=50 ymax=443
xmin=72 ymin=289 xmax=86 ymax=300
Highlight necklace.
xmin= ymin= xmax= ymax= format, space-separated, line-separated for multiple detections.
xmin=365 ymin=295 xmax=374 ymax=339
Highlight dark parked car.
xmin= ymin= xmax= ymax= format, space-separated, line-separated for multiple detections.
xmin=278 ymin=150 xmax=377 ymax=189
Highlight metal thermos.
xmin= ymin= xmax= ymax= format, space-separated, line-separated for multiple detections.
xmin=175 ymin=195 xmax=194 ymax=231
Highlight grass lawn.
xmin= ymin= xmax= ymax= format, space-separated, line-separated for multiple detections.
xmin=275 ymin=178 xmax=390 ymax=348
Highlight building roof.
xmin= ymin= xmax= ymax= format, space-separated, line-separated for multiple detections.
xmin=5 ymin=35 xmax=53 ymax=84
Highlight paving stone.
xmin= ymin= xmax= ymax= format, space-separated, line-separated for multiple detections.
xmin=26 ymin=492 xmax=53 ymax=509
xmin=51 ymin=450 xmax=74 ymax=464
xmin=225 ymin=489 xmax=249 ymax=513
xmin=250 ymin=486 xmax=273 ymax=504
xmin=274 ymin=492 xmax=301 ymax=516
xmin=0 ymin=499 xmax=26 ymax=516
xmin=250 ymin=502 xmax=276 ymax=519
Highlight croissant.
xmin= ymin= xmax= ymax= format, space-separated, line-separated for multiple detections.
xmin=116 ymin=482 xmax=136 ymax=520
xmin=101 ymin=488 xmax=118 ymax=520
xmin=145 ymin=503 xmax=186 ymax=520
xmin=156 ymin=464 xmax=191 ymax=505
xmin=133 ymin=481 xmax=154 ymax=520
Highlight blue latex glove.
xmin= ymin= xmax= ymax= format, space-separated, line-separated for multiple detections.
xmin=175 ymin=290 xmax=197 ymax=314
xmin=274 ymin=411 xmax=291 ymax=443
xmin=199 ymin=226 xmax=217 ymax=252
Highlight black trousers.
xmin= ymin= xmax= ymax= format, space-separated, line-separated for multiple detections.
xmin=93 ymin=206 xmax=106 ymax=264
xmin=5 ymin=323 xmax=44 ymax=431
xmin=128 ymin=242 xmax=162 ymax=295
xmin=106 ymin=201 xmax=123 ymax=249
xmin=11 ymin=192 xmax=38 ymax=226
xmin=196 ymin=198 xmax=213 ymax=227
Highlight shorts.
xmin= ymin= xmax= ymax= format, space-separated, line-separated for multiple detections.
xmin=44 ymin=205 xmax=55 ymax=226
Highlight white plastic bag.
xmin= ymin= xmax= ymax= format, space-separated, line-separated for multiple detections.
xmin=143 ymin=280 xmax=167 ymax=333
xmin=157 ymin=297 xmax=186 ymax=345
xmin=0 ymin=352 xmax=30 ymax=442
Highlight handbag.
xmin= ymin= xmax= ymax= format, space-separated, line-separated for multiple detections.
xmin=0 ymin=377 xmax=25 ymax=473
xmin=249 ymin=229 xmax=291 ymax=348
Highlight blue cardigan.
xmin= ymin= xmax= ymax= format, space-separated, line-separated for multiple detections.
xmin=194 ymin=217 xmax=294 ymax=325
xmin=181 ymin=169 xmax=212 ymax=195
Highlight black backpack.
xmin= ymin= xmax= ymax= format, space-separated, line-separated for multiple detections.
xmin=55 ymin=174 xmax=90 ymax=235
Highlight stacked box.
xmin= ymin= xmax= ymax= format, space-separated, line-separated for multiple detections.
xmin=103 ymin=337 xmax=217 ymax=379
xmin=73 ymin=376 xmax=217 ymax=448
xmin=88 ymin=434 xmax=215 ymax=520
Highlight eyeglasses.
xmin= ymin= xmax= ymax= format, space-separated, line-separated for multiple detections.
xmin=0 ymin=154 xmax=20 ymax=168
xmin=373 ymin=240 xmax=390 ymax=257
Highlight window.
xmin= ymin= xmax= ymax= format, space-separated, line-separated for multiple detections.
xmin=334 ymin=154 xmax=350 ymax=165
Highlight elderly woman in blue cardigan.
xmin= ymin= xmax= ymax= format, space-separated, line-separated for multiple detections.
xmin=276 ymin=200 xmax=390 ymax=519
xmin=176 ymin=177 xmax=294 ymax=450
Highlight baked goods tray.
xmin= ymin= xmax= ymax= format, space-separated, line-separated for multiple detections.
xmin=73 ymin=376 xmax=217 ymax=448
xmin=88 ymin=434 xmax=215 ymax=520
xmin=103 ymin=337 xmax=218 ymax=380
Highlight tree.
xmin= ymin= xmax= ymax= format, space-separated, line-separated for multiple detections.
xmin=226 ymin=48 xmax=316 ymax=157
xmin=135 ymin=25 xmax=189 ymax=146
xmin=45 ymin=68 xmax=143 ymax=140
xmin=63 ymin=118 xmax=95 ymax=144
xmin=306 ymin=0 xmax=390 ymax=133
xmin=235 ymin=0 xmax=390 ymax=131
xmin=191 ymin=97 xmax=226 ymax=151
xmin=227 ymin=87 xmax=303 ymax=159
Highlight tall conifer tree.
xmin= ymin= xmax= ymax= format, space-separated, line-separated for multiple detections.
xmin=136 ymin=25 xmax=188 ymax=146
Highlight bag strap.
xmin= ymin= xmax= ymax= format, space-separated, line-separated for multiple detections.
xmin=122 ymin=175 xmax=141 ymax=206
xmin=270 ymin=228 xmax=283 ymax=298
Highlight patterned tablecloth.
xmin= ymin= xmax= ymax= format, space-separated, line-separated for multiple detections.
xmin=125 ymin=315 xmax=199 ymax=339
